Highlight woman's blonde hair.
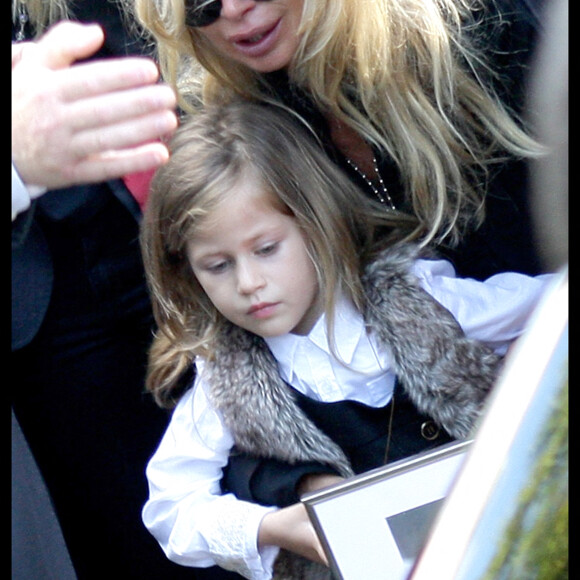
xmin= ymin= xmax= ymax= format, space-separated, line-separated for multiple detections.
xmin=133 ymin=0 xmax=541 ymax=246
xmin=13 ymin=0 xmax=145 ymax=42
xmin=12 ymin=0 xmax=71 ymax=35
xmin=141 ymin=100 xmax=414 ymax=408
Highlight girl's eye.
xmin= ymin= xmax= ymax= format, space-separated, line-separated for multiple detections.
xmin=256 ymin=242 xmax=279 ymax=257
xmin=205 ymin=260 xmax=230 ymax=274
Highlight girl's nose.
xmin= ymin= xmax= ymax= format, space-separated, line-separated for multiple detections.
xmin=236 ymin=260 xmax=265 ymax=294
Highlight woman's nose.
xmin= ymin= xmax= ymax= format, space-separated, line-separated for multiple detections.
xmin=220 ymin=0 xmax=255 ymax=21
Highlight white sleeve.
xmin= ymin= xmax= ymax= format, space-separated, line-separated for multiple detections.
xmin=412 ymin=259 xmax=555 ymax=353
xmin=142 ymin=361 xmax=279 ymax=580
xmin=12 ymin=162 xmax=47 ymax=221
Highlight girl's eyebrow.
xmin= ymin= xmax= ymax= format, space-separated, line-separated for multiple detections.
xmin=187 ymin=243 xmax=227 ymax=264
xmin=194 ymin=233 xmax=277 ymax=258
xmin=192 ymin=250 xmax=225 ymax=262
xmin=189 ymin=220 xmax=288 ymax=255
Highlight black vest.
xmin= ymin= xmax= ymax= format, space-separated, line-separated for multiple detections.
xmin=291 ymin=381 xmax=453 ymax=475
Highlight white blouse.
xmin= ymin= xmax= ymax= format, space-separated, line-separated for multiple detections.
xmin=142 ymin=259 xmax=553 ymax=580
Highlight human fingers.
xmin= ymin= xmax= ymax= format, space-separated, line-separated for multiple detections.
xmin=258 ymin=503 xmax=329 ymax=566
xmin=34 ymin=21 xmax=105 ymax=69
xmin=66 ymin=83 xmax=177 ymax=132
xmin=60 ymin=142 xmax=170 ymax=185
xmin=57 ymin=57 xmax=161 ymax=102
xmin=298 ymin=473 xmax=344 ymax=497
xmin=68 ymin=109 xmax=178 ymax=158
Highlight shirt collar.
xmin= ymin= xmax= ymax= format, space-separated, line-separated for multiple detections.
xmin=265 ymin=297 xmax=365 ymax=378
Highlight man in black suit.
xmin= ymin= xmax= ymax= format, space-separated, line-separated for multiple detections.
xmin=12 ymin=3 xmax=239 ymax=578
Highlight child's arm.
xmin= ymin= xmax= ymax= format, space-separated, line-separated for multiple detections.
xmin=142 ymin=375 xmax=279 ymax=579
xmin=222 ymin=455 xmax=342 ymax=507
xmin=412 ymin=259 xmax=555 ymax=352
xmin=143 ymin=365 xmax=343 ymax=579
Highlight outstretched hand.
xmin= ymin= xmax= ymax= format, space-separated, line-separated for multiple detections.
xmin=12 ymin=21 xmax=178 ymax=189
xmin=258 ymin=473 xmax=344 ymax=565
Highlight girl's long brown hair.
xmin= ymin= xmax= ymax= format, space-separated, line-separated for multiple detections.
xmin=141 ymin=100 xmax=415 ymax=408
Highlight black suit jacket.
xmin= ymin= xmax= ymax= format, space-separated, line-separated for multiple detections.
xmin=11 ymin=0 xmax=148 ymax=351
xmin=11 ymin=180 xmax=141 ymax=351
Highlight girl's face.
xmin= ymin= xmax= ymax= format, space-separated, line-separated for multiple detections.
xmin=195 ymin=0 xmax=305 ymax=73
xmin=186 ymin=171 xmax=321 ymax=337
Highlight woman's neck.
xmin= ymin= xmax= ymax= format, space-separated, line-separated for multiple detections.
xmin=326 ymin=113 xmax=376 ymax=176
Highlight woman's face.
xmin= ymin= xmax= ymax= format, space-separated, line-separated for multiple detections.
xmin=194 ymin=0 xmax=305 ymax=73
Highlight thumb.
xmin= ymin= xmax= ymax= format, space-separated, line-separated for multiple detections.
xmin=12 ymin=41 xmax=27 ymax=68
xmin=35 ymin=21 xmax=105 ymax=69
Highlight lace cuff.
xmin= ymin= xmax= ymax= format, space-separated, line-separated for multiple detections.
xmin=205 ymin=499 xmax=278 ymax=580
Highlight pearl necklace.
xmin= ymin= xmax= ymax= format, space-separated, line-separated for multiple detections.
xmin=15 ymin=2 xmax=29 ymax=41
xmin=346 ymin=156 xmax=396 ymax=210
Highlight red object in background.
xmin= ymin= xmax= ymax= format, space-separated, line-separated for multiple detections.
xmin=123 ymin=168 xmax=156 ymax=210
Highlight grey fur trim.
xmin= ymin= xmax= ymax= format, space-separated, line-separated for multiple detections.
xmin=207 ymin=324 xmax=354 ymax=478
xmin=361 ymin=244 xmax=502 ymax=438
xmin=207 ymin=241 xmax=502 ymax=460
xmin=273 ymin=551 xmax=332 ymax=580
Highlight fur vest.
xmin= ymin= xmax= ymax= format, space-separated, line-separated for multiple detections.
xmin=205 ymin=243 xmax=502 ymax=579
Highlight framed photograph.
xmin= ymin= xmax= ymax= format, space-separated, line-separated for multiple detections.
xmin=302 ymin=440 xmax=471 ymax=580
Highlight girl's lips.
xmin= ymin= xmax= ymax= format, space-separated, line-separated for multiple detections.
xmin=247 ymin=302 xmax=279 ymax=318
xmin=229 ymin=19 xmax=282 ymax=58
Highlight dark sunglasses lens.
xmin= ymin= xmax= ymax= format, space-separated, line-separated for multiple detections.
xmin=184 ymin=0 xmax=274 ymax=28
xmin=185 ymin=0 xmax=222 ymax=28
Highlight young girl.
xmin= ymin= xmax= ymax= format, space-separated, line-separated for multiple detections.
xmin=140 ymin=101 xmax=552 ymax=579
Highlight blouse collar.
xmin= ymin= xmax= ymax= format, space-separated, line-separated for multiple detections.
xmin=264 ymin=297 xmax=366 ymax=380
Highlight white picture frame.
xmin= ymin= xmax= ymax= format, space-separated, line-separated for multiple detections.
xmin=302 ymin=440 xmax=471 ymax=580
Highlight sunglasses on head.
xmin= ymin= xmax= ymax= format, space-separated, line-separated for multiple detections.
xmin=185 ymin=0 xmax=274 ymax=28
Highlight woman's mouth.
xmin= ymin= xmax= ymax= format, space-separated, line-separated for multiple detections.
xmin=230 ymin=19 xmax=281 ymax=56
xmin=241 ymin=31 xmax=268 ymax=45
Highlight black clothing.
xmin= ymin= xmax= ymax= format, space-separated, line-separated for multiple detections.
xmin=291 ymin=383 xmax=454 ymax=473
xmin=221 ymin=382 xmax=454 ymax=508
xmin=12 ymin=409 xmax=76 ymax=580
xmin=12 ymin=2 xmax=239 ymax=578
xmin=223 ymin=0 xmax=546 ymax=509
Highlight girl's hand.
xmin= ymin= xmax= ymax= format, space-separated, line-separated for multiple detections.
xmin=258 ymin=502 xmax=328 ymax=566
xmin=297 ymin=473 xmax=345 ymax=497
xmin=258 ymin=474 xmax=344 ymax=565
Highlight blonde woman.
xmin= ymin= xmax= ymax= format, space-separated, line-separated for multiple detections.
xmin=129 ymin=0 xmax=551 ymax=572
xmin=133 ymin=0 xmax=545 ymax=278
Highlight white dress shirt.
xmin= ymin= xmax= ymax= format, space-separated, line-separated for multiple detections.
xmin=142 ymin=260 xmax=553 ymax=579
xmin=12 ymin=162 xmax=47 ymax=221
